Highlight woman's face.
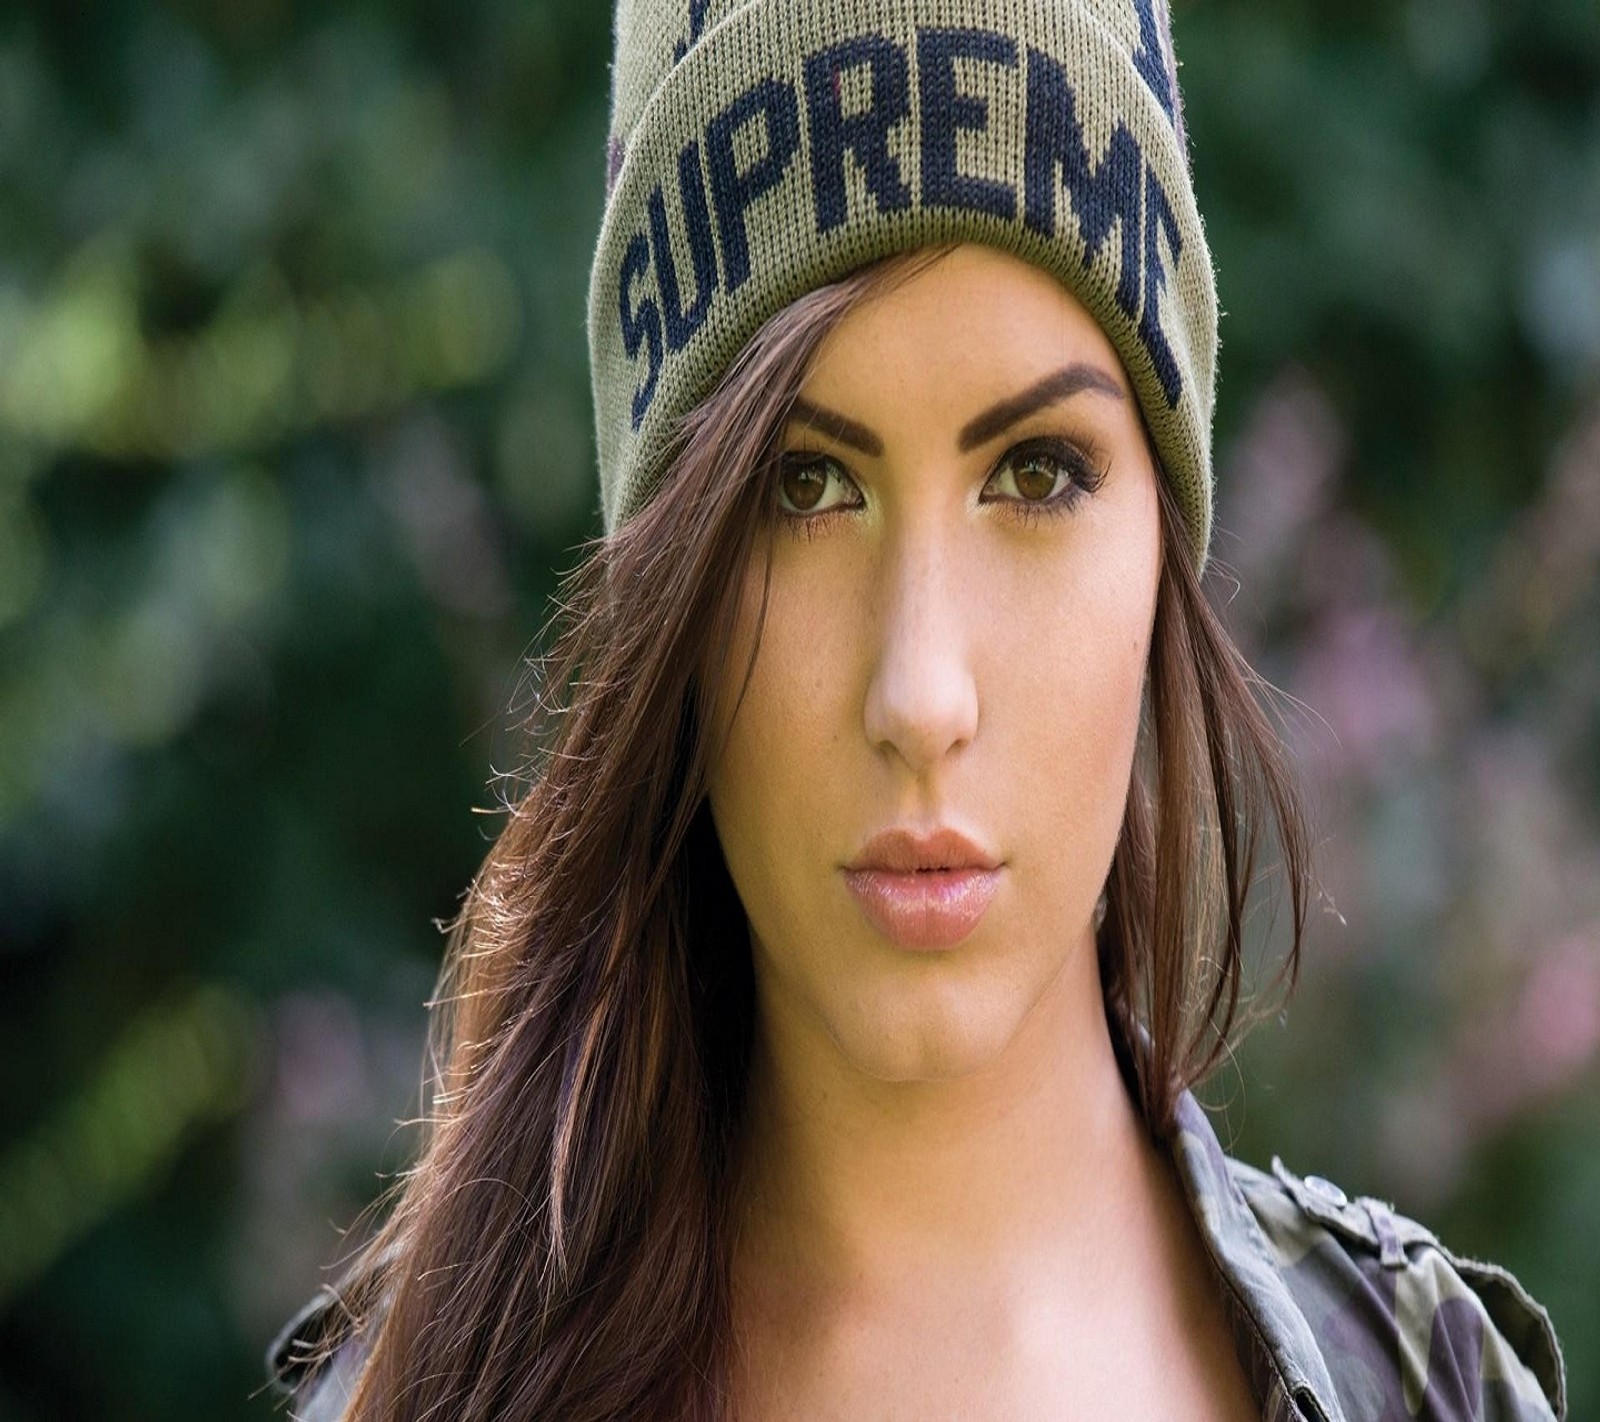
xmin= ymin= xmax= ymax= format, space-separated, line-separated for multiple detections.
xmin=704 ymin=242 xmax=1162 ymax=1083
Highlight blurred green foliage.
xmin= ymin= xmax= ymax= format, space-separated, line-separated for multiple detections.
xmin=0 ymin=1 xmax=1594 ymax=1417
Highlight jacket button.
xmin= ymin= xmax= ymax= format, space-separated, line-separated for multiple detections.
xmin=1304 ymin=1174 xmax=1349 ymax=1208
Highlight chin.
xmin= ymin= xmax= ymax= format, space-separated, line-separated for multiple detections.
xmin=823 ymin=973 xmax=1033 ymax=1083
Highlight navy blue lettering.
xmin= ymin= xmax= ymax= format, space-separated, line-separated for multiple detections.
xmin=1023 ymin=46 xmax=1143 ymax=323
xmin=1139 ymin=162 xmax=1183 ymax=406
xmin=1130 ymin=0 xmax=1177 ymax=127
xmin=1024 ymin=46 xmax=1183 ymax=407
xmin=648 ymin=139 xmax=719 ymax=352
xmin=705 ymin=77 xmax=803 ymax=293
xmin=803 ymin=35 xmax=913 ymax=234
xmin=618 ymin=231 xmax=663 ymax=429
xmin=917 ymin=27 xmax=1018 ymax=220
xmin=672 ymin=0 xmax=714 ymax=64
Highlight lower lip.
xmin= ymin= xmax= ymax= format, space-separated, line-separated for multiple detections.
xmin=842 ymin=867 xmax=1002 ymax=950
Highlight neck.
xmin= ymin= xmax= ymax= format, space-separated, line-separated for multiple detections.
xmin=728 ymin=930 xmax=1162 ymax=1303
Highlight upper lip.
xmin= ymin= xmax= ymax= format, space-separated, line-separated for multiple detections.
xmin=845 ymin=826 xmax=1002 ymax=873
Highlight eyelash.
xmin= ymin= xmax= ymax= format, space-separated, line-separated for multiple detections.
xmin=771 ymin=436 xmax=1111 ymax=541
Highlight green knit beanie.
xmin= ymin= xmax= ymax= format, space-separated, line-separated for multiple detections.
xmin=588 ymin=0 xmax=1218 ymax=574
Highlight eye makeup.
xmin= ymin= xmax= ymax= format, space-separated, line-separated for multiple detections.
xmin=770 ymin=433 xmax=1110 ymax=540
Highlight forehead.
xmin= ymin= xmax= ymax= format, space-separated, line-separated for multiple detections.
xmin=797 ymin=245 xmax=1133 ymax=408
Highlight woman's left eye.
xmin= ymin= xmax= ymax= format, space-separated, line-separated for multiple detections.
xmin=984 ymin=437 xmax=1109 ymax=520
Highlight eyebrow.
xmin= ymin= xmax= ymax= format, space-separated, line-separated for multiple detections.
xmin=785 ymin=361 xmax=1127 ymax=458
xmin=957 ymin=363 xmax=1127 ymax=451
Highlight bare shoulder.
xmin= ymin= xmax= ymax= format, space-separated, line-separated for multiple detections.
xmin=1228 ymin=1153 xmax=1568 ymax=1422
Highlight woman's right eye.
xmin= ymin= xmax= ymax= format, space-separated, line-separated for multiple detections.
xmin=775 ymin=452 xmax=859 ymax=521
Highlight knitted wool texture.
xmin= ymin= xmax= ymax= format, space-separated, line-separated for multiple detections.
xmin=588 ymin=0 xmax=1218 ymax=573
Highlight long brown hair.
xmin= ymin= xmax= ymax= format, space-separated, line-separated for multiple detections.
xmin=270 ymin=245 xmax=1313 ymax=1420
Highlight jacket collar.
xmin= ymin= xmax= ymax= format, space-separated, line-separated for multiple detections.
xmin=1165 ymin=1084 xmax=1349 ymax=1422
xmin=1117 ymin=1014 xmax=1348 ymax=1422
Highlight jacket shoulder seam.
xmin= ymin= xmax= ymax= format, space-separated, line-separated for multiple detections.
xmin=1231 ymin=1155 xmax=1566 ymax=1420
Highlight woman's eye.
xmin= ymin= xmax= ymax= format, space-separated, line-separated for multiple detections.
xmin=985 ymin=437 xmax=1108 ymax=518
xmin=776 ymin=453 xmax=856 ymax=518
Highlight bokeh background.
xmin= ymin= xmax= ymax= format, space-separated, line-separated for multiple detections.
xmin=0 ymin=1 xmax=1595 ymax=1416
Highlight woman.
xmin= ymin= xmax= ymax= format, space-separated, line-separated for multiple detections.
xmin=266 ymin=2 xmax=1568 ymax=1419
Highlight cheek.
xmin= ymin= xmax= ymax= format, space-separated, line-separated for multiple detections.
xmin=704 ymin=557 xmax=844 ymax=899
xmin=1003 ymin=549 xmax=1155 ymax=886
xmin=710 ymin=557 xmax=797 ymax=776
xmin=1018 ymin=652 xmax=1130 ymax=798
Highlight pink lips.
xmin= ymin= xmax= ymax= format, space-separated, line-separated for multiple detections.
xmin=842 ymin=826 xmax=1003 ymax=951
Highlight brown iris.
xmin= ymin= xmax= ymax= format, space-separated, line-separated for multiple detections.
xmin=1009 ymin=450 xmax=1061 ymax=502
xmin=779 ymin=458 xmax=830 ymax=512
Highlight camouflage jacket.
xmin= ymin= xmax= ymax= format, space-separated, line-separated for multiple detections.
xmin=265 ymin=1084 xmax=1568 ymax=1422
xmin=1164 ymin=1087 xmax=1565 ymax=1421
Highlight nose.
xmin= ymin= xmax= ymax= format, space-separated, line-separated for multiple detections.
xmin=861 ymin=526 xmax=980 ymax=776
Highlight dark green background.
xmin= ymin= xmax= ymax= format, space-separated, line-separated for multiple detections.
xmin=0 ymin=1 xmax=1595 ymax=1416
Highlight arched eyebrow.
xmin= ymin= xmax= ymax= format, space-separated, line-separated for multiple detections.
xmin=956 ymin=363 xmax=1126 ymax=451
xmin=786 ymin=362 xmax=1126 ymax=459
xmin=786 ymin=397 xmax=884 ymax=456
